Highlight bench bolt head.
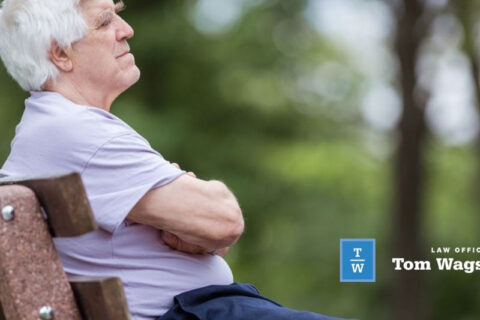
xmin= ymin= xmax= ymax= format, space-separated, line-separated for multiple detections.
xmin=39 ymin=305 xmax=54 ymax=319
xmin=1 ymin=205 xmax=14 ymax=221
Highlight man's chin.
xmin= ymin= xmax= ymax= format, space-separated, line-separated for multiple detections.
xmin=123 ymin=67 xmax=141 ymax=91
xmin=131 ymin=67 xmax=141 ymax=85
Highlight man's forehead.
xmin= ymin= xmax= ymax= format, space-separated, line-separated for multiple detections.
xmin=80 ymin=0 xmax=116 ymax=12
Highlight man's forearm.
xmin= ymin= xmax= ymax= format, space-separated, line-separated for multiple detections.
xmin=165 ymin=193 xmax=244 ymax=250
xmin=129 ymin=177 xmax=244 ymax=249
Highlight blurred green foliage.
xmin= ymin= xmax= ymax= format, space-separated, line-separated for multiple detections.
xmin=1 ymin=0 xmax=480 ymax=319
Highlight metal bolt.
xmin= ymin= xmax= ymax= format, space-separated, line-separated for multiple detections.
xmin=1 ymin=205 xmax=14 ymax=221
xmin=39 ymin=305 xmax=54 ymax=319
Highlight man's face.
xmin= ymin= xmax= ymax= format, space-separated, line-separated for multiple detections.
xmin=70 ymin=0 xmax=140 ymax=97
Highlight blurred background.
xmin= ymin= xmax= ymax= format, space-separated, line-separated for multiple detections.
xmin=2 ymin=0 xmax=480 ymax=319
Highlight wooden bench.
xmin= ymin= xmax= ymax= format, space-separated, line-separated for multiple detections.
xmin=0 ymin=173 xmax=131 ymax=320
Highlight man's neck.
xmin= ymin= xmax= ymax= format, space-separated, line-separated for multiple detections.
xmin=43 ymin=77 xmax=116 ymax=112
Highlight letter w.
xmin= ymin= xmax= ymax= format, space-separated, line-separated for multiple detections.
xmin=351 ymin=263 xmax=364 ymax=273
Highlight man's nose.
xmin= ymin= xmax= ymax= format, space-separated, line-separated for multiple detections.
xmin=116 ymin=17 xmax=134 ymax=41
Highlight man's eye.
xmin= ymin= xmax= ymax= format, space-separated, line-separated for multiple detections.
xmin=100 ymin=19 xmax=111 ymax=27
xmin=97 ymin=12 xmax=113 ymax=28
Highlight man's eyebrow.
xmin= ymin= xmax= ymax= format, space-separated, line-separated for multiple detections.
xmin=114 ymin=1 xmax=125 ymax=13
xmin=91 ymin=1 xmax=125 ymax=28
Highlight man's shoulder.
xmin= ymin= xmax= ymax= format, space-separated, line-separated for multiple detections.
xmin=3 ymin=94 xmax=145 ymax=176
xmin=25 ymin=106 xmax=134 ymax=147
xmin=63 ymin=107 xmax=132 ymax=136
xmin=8 ymin=107 xmax=136 ymax=172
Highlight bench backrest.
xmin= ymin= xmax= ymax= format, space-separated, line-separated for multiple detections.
xmin=0 ymin=173 xmax=131 ymax=320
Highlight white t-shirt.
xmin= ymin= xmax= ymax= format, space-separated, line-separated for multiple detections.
xmin=0 ymin=91 xmax=234 ymax=320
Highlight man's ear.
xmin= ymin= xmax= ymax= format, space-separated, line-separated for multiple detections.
xmin=49 ymin=41 xmax=73 ymax=72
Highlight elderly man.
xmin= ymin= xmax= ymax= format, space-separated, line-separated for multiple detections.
xmin=0 ymin=0 xmax=353 ymax=319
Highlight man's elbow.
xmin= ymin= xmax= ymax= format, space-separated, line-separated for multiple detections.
xmin=227 ymin=203 xmax=244 ymax=243
xmin=210 ymin=181 xmax=244 ymax=246
xmin=216 ymin=205 xmax=244 ymax=247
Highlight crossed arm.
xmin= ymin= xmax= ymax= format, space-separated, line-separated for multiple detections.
xmin=127 ymin=166 xmax=244 ymax=256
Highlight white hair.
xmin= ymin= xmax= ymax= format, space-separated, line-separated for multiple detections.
xmin=0 ymin=0 xmax=87 ymax=91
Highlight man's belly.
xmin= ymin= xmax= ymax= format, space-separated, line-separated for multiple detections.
xmin=54 ymin=223 xmax=234 ymax=319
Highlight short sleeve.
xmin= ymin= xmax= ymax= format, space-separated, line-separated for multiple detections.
xmin=81 ymin=133 xmax=185 ymax=233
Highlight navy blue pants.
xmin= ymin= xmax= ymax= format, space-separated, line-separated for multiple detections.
xmin=157 ymin=283 xmax=356 ymax=320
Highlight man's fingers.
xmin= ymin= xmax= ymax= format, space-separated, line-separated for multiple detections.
xmin=172 ymin=163 xmax=196 ymax=178
xmin=161 ymin=231 xmax=209 ymax=255
xmin=216 ymin=247 xmax=230 ymax=257
xmin=161 ymin=231 xmax=179 ymax=248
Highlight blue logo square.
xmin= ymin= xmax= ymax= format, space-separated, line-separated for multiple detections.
xmin=340 ymin=239 xmax=375 ymax=282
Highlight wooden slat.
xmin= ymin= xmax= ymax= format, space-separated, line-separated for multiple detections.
xmin=0 ymin=173 xmax=97 ymax=237
xmin=0 ymin=185 xmax=83 ymax=320
xmin=70 ymin=276 xmax=131 ymax=320
xmin=0 ymin=301 xmax=6 ymax=320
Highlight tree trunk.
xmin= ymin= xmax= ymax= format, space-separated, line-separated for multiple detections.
xmin=454 ymin=1 xmax=480 ymax=210
xmin=391 ymin=0 xmax=429 ymax=319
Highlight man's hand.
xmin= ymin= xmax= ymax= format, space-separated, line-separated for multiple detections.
xmin=215 ymin=247 xmax=230 ymax=257
xmin=172 ymin=162 xmax=196 ymax=179
xmin=161 ymin=230 xmax=209 ymax=254
xmin=162 ymin=230 xmax=231 ymax=256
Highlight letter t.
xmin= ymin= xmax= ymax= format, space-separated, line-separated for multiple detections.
xmin=353 ymin=248 xmax=362 ymax=258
